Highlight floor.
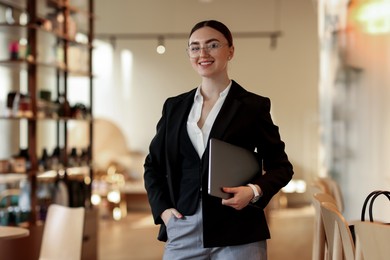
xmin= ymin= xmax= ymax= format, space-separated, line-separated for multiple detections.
xmin=99 ymin=205 xmax=315 ymax=260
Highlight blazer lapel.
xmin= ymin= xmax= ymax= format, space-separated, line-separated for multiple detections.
xmin=166 ymin=89 xmax=196 ymax=182
xmin=209 ymin=81 xmax=244 ymax=141
xmin=166 ymin=90 xmax=196 ymax=147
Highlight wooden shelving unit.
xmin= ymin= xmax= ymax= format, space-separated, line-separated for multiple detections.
xmin=0 ymin=0 xmax=96 ymax=259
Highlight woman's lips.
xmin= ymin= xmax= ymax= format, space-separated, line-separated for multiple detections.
xmin=199 ymin=61 xmax=213 ymax=66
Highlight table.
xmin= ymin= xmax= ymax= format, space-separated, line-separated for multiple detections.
xmin=0 ymin=226 xmax=29 ymax=240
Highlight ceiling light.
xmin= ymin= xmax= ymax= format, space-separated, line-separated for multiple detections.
xmin=156 ymin=36 xmax=166 ymax=54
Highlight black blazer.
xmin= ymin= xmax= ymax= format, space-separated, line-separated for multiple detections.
xmin=144 ymin=80 xmax=293 ymax=247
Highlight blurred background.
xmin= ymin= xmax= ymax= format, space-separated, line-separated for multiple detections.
xmin=1 ymin=0 xmax=390 ymax=259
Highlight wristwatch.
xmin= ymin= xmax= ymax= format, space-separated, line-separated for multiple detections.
xmin=247 ymin=183 xmax=261 ymax=203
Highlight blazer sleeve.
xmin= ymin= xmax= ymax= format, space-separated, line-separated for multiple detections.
xmin=143 ymin=100 xmax=173 ymax=225
xmin=252 ymin=97 xmax=294 ymax=209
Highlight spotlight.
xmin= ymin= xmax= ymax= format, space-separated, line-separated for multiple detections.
xmin=156 ymin=36 xmax=165 ymax=54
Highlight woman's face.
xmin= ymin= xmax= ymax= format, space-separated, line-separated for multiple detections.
xmin=187 ymin=26 xmax=234 ymax=79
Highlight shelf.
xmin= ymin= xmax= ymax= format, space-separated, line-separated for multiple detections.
xmin=0 ymin=0 xmax=25 ymax=10
xmin=0 ymin=23 xmax=27 ymax=40
xmin=0 ymin=22 xmax=92 ymax=46
xmin=0 ymin=0 xmax=95 ymax=257
xmin=0 ymin=1 xmax=95 ymax=253
xmin=37 ymin=166 xmax=90 ymax=181
xmin=0 ymin=173 xmax=27 ymax=184
xmin=45 ymin=0 xmax=93 ymax=17
xmin=37 ymin=116 xmax=93 ymax=121
xmin=0 ymin=115 xmax=92 ymax=122
xmin=0 ymin=59 xmax=93 ymax=76
xmin=0 ymin=0 xmax=93 ymax=18
xmin=0 ymin=59 xmax=31 ymax=68
xmin=45 ymin=0 xmax=68 ymax=10
xmin=0 ymin=23 xmax=28 ymax=32
xmin=0 ymin=168 xmax=90 ymax=184
xmin=0 ymin=115 xmax=33 ymax=120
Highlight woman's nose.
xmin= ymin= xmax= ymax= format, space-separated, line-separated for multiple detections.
xmin=199 ymin=47 xmax=210 ymax=57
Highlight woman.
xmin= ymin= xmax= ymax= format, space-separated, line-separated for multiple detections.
xmin=144 ymin=20 xmax=293 ymax=259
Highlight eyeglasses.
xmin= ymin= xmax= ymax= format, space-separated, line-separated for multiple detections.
xmin=186 ymin=42 xmax=228 ymax=58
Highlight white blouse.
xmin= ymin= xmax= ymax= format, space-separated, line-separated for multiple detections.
xmin=187 ymin=81 xmax=232 ymax=158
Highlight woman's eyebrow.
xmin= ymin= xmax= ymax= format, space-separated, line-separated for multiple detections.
xmin=189 ymin=38 xmax=221 ymax=46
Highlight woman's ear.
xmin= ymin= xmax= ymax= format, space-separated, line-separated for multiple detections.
xmin=228 ymin=46 xmax=235 ymax=60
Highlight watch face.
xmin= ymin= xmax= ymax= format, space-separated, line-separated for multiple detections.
xmin=251 ymin=196 xmax=260 ymax=203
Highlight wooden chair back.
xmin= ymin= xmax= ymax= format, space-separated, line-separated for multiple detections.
xmin=320 ymin=202 xmax=355 ymax=260
xmin=39 ymin=204 xmax=85 ymax=260
xmin=312 ymin=193 xmax=338 ymax=260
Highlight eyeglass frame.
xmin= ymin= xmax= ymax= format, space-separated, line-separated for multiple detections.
xmin=186 ymin=41 xmax=229 ymax=58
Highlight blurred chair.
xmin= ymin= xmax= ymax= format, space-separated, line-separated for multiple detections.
xmin=313 ymin=177 xmax=344 ymax=212
xmin=312 ymin=193 xmax=338 ymax=260
xmin=311 ymin=179 xmax=328 ymax=196
xmin=321 ymin=177 xmax=344 ymax=212
xmin=320 ymin=202 xmax=355 ymax=260
xmin=354 ymin=221 xmax=390 ymax=260
xmin=39 ymin=204 xmax=85 ymax=260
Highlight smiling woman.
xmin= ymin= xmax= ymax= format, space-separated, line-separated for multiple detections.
xmin=186 ymin=22 xmax=234 ymax=85
xmin=143 ymin=19 xmax=294 ymax=260
xmin=92 ymin=1 xmax=320 ymax=230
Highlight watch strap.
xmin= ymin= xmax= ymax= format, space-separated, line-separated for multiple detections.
xmin=247 ymin=183 xmax=260 ymax=203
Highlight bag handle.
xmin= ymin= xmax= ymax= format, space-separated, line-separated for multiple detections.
xmin=361 ymin=190 xmax=390 ymax=222
xmin=361 ymin=190 xmax=381 ymax=221
xmin=368 ymin=191 xmax=390 ymax=222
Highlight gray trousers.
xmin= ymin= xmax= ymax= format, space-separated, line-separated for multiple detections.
xmin=163 ymin=202 xmax=267 ymax=260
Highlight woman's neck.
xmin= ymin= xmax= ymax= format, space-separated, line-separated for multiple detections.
xmin=200 ymin=77 xmax=231 ymax=100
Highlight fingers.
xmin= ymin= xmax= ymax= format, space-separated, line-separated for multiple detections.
xmin=161 ymin=208 xmax=183 ymax=225
xmin=221 ymin=186 xmax=253 ymax=210
xmin=222 ymin=198 xmax=245 ymax=210
xmin=170 ymin=208 xmax=183 ymax=219
xmin=222 ymin=187 xmax=237 ymax=194
xmin=161 ymin=209 xmax=172 ymax=224
xmin=222 ymin=196 xmax=245 ymax=209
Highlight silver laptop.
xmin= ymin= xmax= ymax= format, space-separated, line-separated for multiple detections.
xmin=208 ymin=138 xmax=260 ymax=199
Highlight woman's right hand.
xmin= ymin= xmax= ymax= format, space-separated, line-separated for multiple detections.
xmin=161 ymin=208 xmax=183 ymax=225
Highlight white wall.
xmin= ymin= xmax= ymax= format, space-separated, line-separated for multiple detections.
xmin=93 ymin=0 xmax=319 ymax=198
xmin=318 ymin=0 xmax=390 ymax=220
xmin=340 ymin=11 xmax=390 ymax=220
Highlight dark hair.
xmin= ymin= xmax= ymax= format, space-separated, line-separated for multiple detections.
xmin=189 ymin=20 xmax=233 ymax=47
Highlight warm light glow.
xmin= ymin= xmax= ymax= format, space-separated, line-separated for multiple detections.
xmin=93 ymin=40 xmax=113 ymax=80
xmin=121 ymin=49 xmax=134 ymax=98
xmin=107 ymin=190 xmax=121 ymax=203
xmin=156 ymin=36 xmax=166 ymax=54
xmin=113 ymin=207 xmax=122 ymax=220
xmin=156 ymin=44 xmax=166 ymax=54
xmin=294 ymin=180 xmax=307 ymax=193
xmin=75 ymin=33 xmax=88 ymax=44
xmin=281 ymin=179 xmax=307 ymax=193
xmin=19 ymin=12 xmax=28 ymax=25
xmin=356 ymin=0 xmax=390 ymax=34
xmin=84 ymin=176 xmax=91 ymax=185
xmin=91 ymin=194 xmax=102 ymax=205
xmin=19 ymin=38 xmax=27 ymax=45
